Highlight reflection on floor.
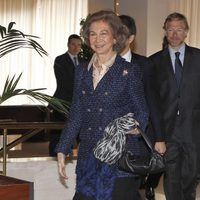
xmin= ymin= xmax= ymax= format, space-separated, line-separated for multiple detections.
xmin=5 ymin=141 xmax=200 ymax=200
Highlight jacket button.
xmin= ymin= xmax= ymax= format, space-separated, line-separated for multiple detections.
xmin=99 ymin=108 xmax=103 ymax=112
xmin=87 ymin=108 xmax=91 ymax=112
xmin=88 ymin=127 xmax=92 ymax=131
xmin=99 ymin=127 xmax=102 ymax=131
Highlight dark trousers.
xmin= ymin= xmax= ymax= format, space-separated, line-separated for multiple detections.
xmin=73 ymin=193 xmax=95 ymax=200
xmin=145 ymin=172 xmax=162 ymax=188
xmin=73 ymin=176 xmax=142 ymax=200
xmin=164 ymin=141 xmax=198 ymax=200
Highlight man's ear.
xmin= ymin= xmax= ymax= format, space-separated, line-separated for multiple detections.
xmin=128 ymin=35 xmax=135 ymax=44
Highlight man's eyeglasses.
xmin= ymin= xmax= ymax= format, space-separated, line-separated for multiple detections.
xmin=166 ymin=28 xmax=186 ymax=34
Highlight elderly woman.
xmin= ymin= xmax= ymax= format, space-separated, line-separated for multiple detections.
xmin=56 ymin=10 xmax=149 ymax=200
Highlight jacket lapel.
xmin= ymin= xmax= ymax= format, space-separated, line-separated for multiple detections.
xmin=81 ymin=56 xmax=128 ymax=98
xmin=81 ymin=66 xmax=94 ymax=92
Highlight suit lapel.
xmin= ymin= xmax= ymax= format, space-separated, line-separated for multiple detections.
xmin=182 ymin=45 xmax=192 ymax=73
xmin=179 ymin=45 xmax=193 ymax=88
xmin=162 ymin=49 xmax=178 ymax=88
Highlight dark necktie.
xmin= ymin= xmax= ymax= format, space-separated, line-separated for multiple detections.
xmin=175 ymin=52 xmax=182 ymax=86
xmin=74 ymin=56 xmax=78 ymax=66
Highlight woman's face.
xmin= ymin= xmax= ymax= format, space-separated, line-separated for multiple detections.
xmin=88 ymin=20 xmax=116 ymax=56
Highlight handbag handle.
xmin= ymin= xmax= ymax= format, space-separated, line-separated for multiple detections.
xmin=137 ymin=127 xmax=154 ymax=151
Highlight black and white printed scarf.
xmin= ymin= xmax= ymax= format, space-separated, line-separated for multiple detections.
xmin=93 ymin=113 xmax=139 ymax=165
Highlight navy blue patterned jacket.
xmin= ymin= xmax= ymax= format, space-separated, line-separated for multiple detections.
xmin=56 ymin=55 xmax=149 ymax=171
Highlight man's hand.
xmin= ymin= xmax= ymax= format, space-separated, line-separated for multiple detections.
xmin=57 ymin=152 xmax=68 ymax=179
xmin=154 ymin=142 xmax=166 ymax=155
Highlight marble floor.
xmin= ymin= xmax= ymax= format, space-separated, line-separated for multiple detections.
xmin=2 ymin=141 xmax=200 ymax=200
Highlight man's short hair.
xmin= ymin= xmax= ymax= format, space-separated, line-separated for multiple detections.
xmin=119 ymin=15 xmax=136 ymax=36
xmin=68 ymin=34 xmax=82 ymax=44
xmin=163 ymin=12 xmax=189 ymax=31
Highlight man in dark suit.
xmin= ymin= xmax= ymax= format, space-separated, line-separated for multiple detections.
xmin=149 ymin=12 xmax=200 ymax=200
xmin=119 ymin=15 xmax=164 ymax=200
xmin=49 ymin=34 xmax=84 ymax=156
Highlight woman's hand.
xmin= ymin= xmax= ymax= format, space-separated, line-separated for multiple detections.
xmin=154 ymin=142 xmax=166 ymax=155
xmin=57 ymin=152 xmax=68 ymax=180
xmin=128 ymin=127 xmax=140 ymax=135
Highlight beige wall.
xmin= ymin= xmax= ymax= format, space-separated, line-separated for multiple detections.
xmin=88 ymin=0 xmax=172 ymax=56
xmin=146 ymin=0 xmax=170 ymax=56
xmin=88 ymin=0 xmax=114 ymax=13
xmin=120 ymin=0 xmax=148 ymax=56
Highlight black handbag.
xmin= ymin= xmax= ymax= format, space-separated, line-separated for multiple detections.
xmin=117 ymin=128 xmax=165 ymax=175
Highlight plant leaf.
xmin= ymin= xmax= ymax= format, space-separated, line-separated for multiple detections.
xmin=0 ymin=22 xmax=48 ymax=58
xmin=0 ymin=74 xmax=70 ymax=116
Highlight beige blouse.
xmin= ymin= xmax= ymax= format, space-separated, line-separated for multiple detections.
xmin=88 ymin=53 xmax=117 ymax=89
